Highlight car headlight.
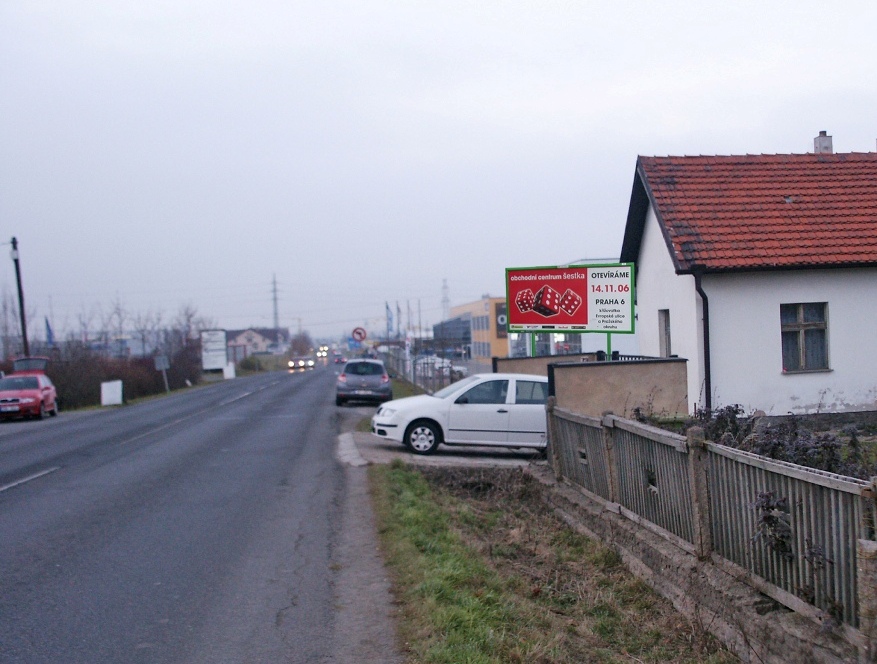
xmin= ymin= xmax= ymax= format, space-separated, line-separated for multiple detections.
xmin=20 ymin=397 xmax=36 ymax=404
xmin=377 ymin=407 xmax=396 ymax=417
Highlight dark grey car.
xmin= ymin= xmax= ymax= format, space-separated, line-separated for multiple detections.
xmin=335 ymin=359 xmax=393 ymax=406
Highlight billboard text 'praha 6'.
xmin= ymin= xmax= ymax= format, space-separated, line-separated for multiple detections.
xmin=505 ymin=264 xmax=635 ymax=333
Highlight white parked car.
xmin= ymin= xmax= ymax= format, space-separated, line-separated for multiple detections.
xmin=371 ymin=373 xmax=549 ymax=454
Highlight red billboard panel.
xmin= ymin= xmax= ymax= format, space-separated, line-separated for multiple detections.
xmin=505 ymin=264 xmax=635 ymax=333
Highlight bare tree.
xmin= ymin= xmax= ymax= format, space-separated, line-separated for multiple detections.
xmin=131 ymin=309 xmax=163 ymax=357
xmin=108 ymin=296 xmax=127 ymax=347
xmin=290 ymin=331 xmax=314 ymax=355
xmin=0 ymin=288 xmax=16 ymax=359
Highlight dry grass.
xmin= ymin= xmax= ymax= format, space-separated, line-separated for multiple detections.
xmin=371 ymin=462 xmax=737 ymax=663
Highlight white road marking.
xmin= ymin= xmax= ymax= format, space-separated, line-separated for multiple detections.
xmin=0 ymin=466 xmax=61 ymax=493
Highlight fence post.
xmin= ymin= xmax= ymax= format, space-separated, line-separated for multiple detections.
xmin=601 ymin=412 xmax=619 ymax=504
xmin=687 ymin=426 xmax=713 ymax=560
xmin=545 ymin=396 xmax=562 ymax=479
xmin=858 ymin=538 xmax=877 ymax=662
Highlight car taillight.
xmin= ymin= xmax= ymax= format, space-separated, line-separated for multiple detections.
xmin=381 ymin=373 xmax=389 ymax=383
xmin=338 ymin=374 xmax=347 ymax=383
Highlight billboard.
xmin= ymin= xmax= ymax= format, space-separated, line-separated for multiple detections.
xmin=505 ymin=263 xmax=635 ymax=333
xmin=200 ymin=329 xmax=228 ymax=371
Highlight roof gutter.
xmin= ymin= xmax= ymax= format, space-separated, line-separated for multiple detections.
xmin=692 ymin=268 xmax=712 ymax=412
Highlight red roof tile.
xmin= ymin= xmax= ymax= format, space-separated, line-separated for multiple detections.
xmin=634 ymin=152 xmax=877 ymax=272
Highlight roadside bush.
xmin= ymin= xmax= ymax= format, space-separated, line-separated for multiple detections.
xmin=1 ymin=343 xmax=202 ymax=410
xmin=682 ymin=406 xmax=877 ymax=480
xmin=238 ymin=355 xmax=264 ymax=372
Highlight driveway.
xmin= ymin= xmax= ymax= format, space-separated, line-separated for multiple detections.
xmin=336 ymin=406 xmax=543 ymax=469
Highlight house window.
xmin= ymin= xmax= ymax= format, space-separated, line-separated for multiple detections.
xmin=780 ymin=303 xmax=828 ymax=372
xmin=658 ymin=309 xmax=671 ymax=357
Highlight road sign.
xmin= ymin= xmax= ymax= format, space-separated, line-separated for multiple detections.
xmin=352 ymin=327 xmax=367 ymax=341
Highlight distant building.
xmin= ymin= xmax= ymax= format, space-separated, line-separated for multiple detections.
xmin=447 ymin=296 xmax=508 ymax=363
xmin=432 ymin=313 xmax=471 ymax=356
xmin=226 ymin=328 xmax=290 ymax=360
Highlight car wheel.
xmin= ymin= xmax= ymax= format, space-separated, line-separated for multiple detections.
xmin=50 ymin=401 xmax=59 ymax=416
xmin=37 ymin=402 xmax=46 ymax=420
xmin=405 ymin=420 xmax=441 ymax=455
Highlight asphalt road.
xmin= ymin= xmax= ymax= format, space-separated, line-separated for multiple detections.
xmin=0 ymin=367 xmax=398 ymax=663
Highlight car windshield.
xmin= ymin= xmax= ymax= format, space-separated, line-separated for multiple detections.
xmin=0 ymin=376 xmax=39 ymax=390
xmin=433 ymin=375 xmax=480 ymax=399
xmin=345 ymin=362 xmax=384 ymax=376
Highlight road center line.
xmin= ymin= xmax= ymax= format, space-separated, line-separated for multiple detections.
xmin=118 ymin=383 xmax=273 ymax=446
xmin=0 ymin=466 xmax=61 ymax=493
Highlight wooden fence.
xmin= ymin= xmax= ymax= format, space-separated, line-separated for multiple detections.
xmin=547 ymin=403 xmax=877 ymax=638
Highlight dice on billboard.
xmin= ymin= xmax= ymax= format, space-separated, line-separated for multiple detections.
xmin=505 ymin=264 xmax=635 ymax=333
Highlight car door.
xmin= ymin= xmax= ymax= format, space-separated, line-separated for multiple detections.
xmin=446 ymin=378 xmax=510 ymax=445
xmin=507 ymin=378 xmax=548 ymax=447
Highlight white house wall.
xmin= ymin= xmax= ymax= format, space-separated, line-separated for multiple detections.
xmin=636 ymin=206 xmax=703 ymax=412
xmin=704 ymin=269 xmax=877 ymax=414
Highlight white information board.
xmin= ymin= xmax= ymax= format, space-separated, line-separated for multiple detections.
xmin=201 ymin=329 xmax=228 ymax=371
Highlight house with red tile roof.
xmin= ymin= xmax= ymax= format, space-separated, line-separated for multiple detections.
xmin=619 ymin=132 xmax=877 ymax=415
xmin=226 ymin=327 xmax=290 ymax=361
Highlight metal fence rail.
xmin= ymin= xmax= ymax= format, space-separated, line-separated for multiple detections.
xmin=613 ymin=422 xmax=695 ymax=544
xmin=382 ymin=349 xmax=490 ymax=394
xmin=547 ymin=403 xmax=877 ymax=630
xmin=706 ymin=443 xmax=870 ymax=626
xmin=551 ymin=411 xmax=610 ymax=499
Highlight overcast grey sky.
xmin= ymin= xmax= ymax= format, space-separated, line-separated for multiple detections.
xmin=2 ymin=1 xmax=876 ymax=341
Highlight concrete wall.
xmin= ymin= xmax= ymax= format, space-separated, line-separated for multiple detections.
xmin=494 ymin=353 xmax=600 ymax=376
xmin=552 ymin=358 xmax=688 ymax=419
xmin=531 ymin=464 xmax=858 ymax=663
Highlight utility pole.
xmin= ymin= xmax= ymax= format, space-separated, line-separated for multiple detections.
xmin=10 ymin=237 xmax=29 ymax=356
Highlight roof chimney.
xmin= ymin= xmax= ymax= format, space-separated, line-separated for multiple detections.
xmin=814 ymin=130 xmax=833 ymax=154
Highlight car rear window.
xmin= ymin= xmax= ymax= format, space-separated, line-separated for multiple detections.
xmin=0 ymin=376 xmax=39 ymax=390
xmin=516 ymin=380 xmax=548 ymax=405
xmin=345 ymin=362 xmax=384 ymax=376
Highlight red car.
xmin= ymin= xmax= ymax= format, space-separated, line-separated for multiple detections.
xmin=0 ymin=357 xmax=59 ymax=420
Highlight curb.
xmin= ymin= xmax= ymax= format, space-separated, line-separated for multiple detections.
xmin=337 ymin=432 xmax=369 ymax=467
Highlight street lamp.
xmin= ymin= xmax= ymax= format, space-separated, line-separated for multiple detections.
xmin=10 ymin=237 xmax=29 ymax=356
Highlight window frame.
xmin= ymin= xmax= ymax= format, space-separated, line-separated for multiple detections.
xmin=658 ymin=309 xmax=671 ymax=358
xmin=780 ymin=302 xmax=829 ymax=373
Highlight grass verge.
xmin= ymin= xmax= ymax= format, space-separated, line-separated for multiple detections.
xmin=370 ymin=461 xmax=737 ymax=663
